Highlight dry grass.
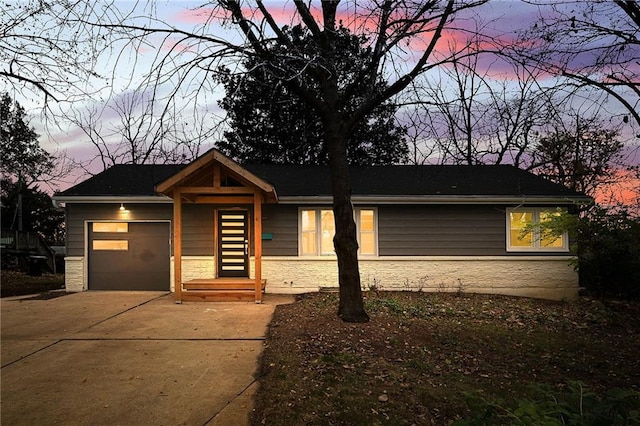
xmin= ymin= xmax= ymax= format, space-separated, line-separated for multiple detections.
xmin=253 ymin=292 xmax=640 ymax=425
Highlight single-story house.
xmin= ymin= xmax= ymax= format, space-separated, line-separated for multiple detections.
xmin=53 ymin=149 xmax=590 ymax=302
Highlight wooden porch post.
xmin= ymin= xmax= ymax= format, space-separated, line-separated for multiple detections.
xmin=173 ymin=189 xmax=183 ymax=302
xmin=254 ymin=192 xmax=263 ymax=303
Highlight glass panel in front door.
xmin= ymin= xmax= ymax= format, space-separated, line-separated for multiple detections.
xmin=218 ymin=211 xmax=249 ymax=277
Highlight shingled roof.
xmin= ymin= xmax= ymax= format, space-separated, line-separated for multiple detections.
xmin=57 ymin=164 xmax=187 ymax=197
xmin=56 ymin=163 xmax=587 ymax=201
xmin=244 ymin=164 xmax=585 ymax=198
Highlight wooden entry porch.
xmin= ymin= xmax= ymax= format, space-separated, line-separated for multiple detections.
xmin=180 ymin=278 xmax=267 ymax=302
xmin=155 ymin=148 xmax=278 ymax=304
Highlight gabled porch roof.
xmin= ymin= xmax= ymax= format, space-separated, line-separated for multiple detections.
xmin=155 ymin=149 xmax=278 ymax=203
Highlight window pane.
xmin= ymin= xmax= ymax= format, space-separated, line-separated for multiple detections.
xmin=541 ymin=233 xmax=564 ymax=248
xmin=359 ymin=209 xmax=375 ymax=255
xmin=301 ymin=210 xmax=315 ymax=232
xmin=509 ymin=211 xmax=533 ymax=247
xmin=360 ymin=210 xmax=374 ymax=231
xmin=301 ymin=232 xmax=316 ymax=255
xmin=221 ymin=229 xmax=245 ymax=234
xmin=301 ymin=210 xmax=317 ymax=255
xmin=221 ymin=214 xmax=245 ymax=220
xmin=93 ymin=240 xmax=128 ymax=250
xmin=360 ymin=232 xmax=375 ymax=255
xmin=93 ymin=222 xmax=128 ymax=233
xmin=540 ymin=211 xmax=564 ymax=248
xmin=320 ymin=210 xmax=335 ymax=255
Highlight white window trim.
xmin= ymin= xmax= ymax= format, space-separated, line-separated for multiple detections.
xmin=298 ymin=207 xmax=378 ymax=257
xmin=355 ymin=207 xmax=378 ymax=257
xmin=506 ymin=207 xmax=569 ymax=252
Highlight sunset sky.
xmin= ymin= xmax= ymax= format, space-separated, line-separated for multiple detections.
xmin=3 ymin=1 xmax=638 ymax=205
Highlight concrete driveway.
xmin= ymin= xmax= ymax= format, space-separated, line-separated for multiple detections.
xmin=1 ymin=291 xmax=294 ymax=426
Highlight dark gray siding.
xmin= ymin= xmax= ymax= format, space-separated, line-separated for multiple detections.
xmin=67 ymin=202 xmax=568 ymax=259
xmin=182 ymin=204 xmax=215 ymax=256
xmin=378 ymin=205 xmax=507 ymax=256
xmin=66 ymin=203 xmax=172 ymax=256
xmin=262 ymin=205 xmax=298 ymax=256
xmin=181 ymin=204 xmax=298 ymax=256
xmin=255 ymin=204 xmax=511 ymax=257
xmin=67 ymin=202 xmax=263 ymax=258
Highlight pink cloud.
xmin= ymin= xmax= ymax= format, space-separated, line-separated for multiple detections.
xmin=594 ymin=169 xmax=640 ymax=208
xmin=173 ymin=7 xmax=230 ymax=24
xmin=161 ymin=38 xmax=198 ymax=55
xmin=168 ymin=2 xmax=560 ymax=86
xmin=173 ymin=3 xmax=307 ymax=27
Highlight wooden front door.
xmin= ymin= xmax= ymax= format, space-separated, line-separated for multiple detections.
xmin=217 ymin=210 xmax=249 ymax=277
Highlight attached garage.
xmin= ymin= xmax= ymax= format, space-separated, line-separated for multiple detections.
xmin=88 ymin=221 xmax=170 ymax=291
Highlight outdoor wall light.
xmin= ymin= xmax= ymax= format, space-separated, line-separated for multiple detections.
xmin=119 ymin=203 xmax=126 ymax=211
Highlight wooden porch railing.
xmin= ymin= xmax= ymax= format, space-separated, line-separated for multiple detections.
xmin=1 ymin=229 xmax=56 ymax=273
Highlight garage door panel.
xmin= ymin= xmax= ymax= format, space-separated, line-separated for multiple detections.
xmin=89 ymin=222 xmax=170 ymax=291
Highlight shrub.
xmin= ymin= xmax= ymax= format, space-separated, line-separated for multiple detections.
xmin=576 ymin=206 xmax=640 ymax=301
xmin=456 ymin=381 xmax=640 ymax=425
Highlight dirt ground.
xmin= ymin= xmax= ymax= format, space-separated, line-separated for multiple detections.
xmin=252 ymin=292 xmax=640 ymax=425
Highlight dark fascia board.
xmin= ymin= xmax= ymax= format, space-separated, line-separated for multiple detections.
xmin=52 ymin=195 xmax=172 ymax=206
xmin=278 ymin=195 xmax=592 ymax=205
xmin=52 ymin=194 xmax=591 ymax=206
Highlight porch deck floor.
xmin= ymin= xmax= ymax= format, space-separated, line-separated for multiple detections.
xmin=182 ymin=278 xmax=266 ymax=291
xmin=179 ymin=279 xmax=266 ymax=302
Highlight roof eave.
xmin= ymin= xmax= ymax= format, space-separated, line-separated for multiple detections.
xmin=277 ymin=195 xmax=593 ymax=205
xmin=51 ymin=194 xmax=592 ymax=206
xmin=52 ymin=195 xmax=172 ymax=205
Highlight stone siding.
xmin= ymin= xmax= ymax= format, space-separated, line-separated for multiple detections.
xmin=64 ymin=257 xmax=85 ymax=292
xmin=262 ymin=256 xmax=579 ymax=301
xmin=66 ymin=255 xmax=578 ymax=300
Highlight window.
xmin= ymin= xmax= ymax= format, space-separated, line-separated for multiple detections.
xmin=507 ymin=208 xmax=568 ymax=252
xmin=300 ymin=208 xmax=377 ymax=256
xmin=301 ymin=210 xmax=317 ymax=255
xmin=93 ymin=222 xmax=128 ymax=233
xmin=92 ymin=240 xmax=128 ymax=251
xmin=359 ymin=209 xmax=376 ymax=255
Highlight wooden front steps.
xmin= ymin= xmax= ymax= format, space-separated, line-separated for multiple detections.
xmin=180 ymin=278 xmax=266 ymax=302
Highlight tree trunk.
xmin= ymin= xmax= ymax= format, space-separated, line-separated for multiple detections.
xmin=324 ymin=120 xmax=369 ymax=323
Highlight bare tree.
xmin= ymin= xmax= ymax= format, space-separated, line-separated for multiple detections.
xmin=531 ymin=115 xmax=624 ymax=196
xmin=420 ymin=44 xmax=492 ymax=165
xmin=408 ymin=35 xmax=558 ymax=168
xmin=404 ymin=29 xmax=627 ymax=202
xmin=66 ymin=90 xmax=217 ymax=173
xmin=517 ymin=0 xmax=640 ymax=130
xmin=412 ymin=58 xmax=626 ymax=199
xmin=1 ymin=1 xmax=109 ymax=104
xmin=79 ymin=0 xmax=488 ymax=322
